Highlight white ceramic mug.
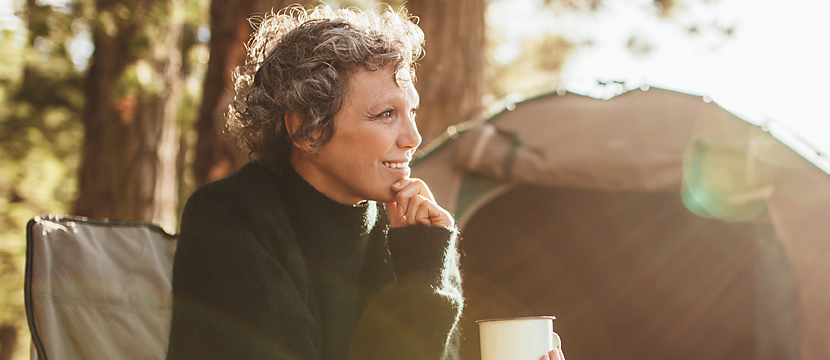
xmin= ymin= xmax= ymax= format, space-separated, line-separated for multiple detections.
xmin=477 ymin=316 xmax=561 ymax=360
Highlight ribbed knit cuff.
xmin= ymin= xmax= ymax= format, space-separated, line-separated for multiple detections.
xmin=387 ymin=225 xmax=458 ymax=278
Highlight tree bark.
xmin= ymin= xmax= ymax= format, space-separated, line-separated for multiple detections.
xmin=152 ymin=0 xmax=185 ymax=232
xmin=192 ymin=0 xmax=295 ymax=187
xmin=191 ymin=0 xmax=252 ymax=187
xmin=407 ymin=0 xmax=487 ymax=142
xmin=74 ymin=0 xmax=185 ymax=232
xmin=0 ymin=325 xmax=16 ymax=360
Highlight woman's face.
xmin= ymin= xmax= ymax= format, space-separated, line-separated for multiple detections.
xmin=290 ymin=65 xmax=422 ymax=205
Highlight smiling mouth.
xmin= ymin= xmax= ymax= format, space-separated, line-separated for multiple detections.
xmin=382 ymin=161 xmax=409 ymax=169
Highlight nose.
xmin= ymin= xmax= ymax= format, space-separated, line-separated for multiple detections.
xmin=398 ymin=114 xmax=422 ymax=150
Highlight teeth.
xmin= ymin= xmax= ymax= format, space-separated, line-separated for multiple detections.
xmin=383 ymin=162 xmax=408 ymax=169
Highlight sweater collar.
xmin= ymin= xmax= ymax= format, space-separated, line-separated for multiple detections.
xmin=276 ymin=161 xmax=378 ymax=240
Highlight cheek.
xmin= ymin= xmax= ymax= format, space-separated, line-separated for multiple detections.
xmin=337 ymin=124 xmax=398 ymax=169
xmin=357 ymin=131 xmax=396 ymax=158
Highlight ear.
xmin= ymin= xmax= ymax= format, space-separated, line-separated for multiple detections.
xmin=285 ymin=112 xmax=314 ymax=153
xmin=284 ymin=112 xmax=302 ymax=137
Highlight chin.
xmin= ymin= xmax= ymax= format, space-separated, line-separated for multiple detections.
xmin=368 ymin=189 xmax=398 ymax=204
xmin=376 ymin=194 xmax=397 ymax=204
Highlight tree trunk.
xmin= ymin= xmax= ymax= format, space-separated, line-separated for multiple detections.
xmin=0 ymin=325 xmax=16 ymax=360
xmin=192 ymin=0 xmax=295 ymax=187
xmin=74 ymin=0 xmax=185 ymax=232
xmin=407 ymin=0 xmax=487 ymax=142
xmin=191 ymin=0 xmax=252 ymax=187
xmin=152 ymin=0 xmax=185 ymax=232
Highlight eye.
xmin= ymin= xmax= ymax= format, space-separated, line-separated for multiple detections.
xmin=376 ymin=108 xmax=394 ymax=123
xmin=410 ymin=108 xmax=418 ymax=120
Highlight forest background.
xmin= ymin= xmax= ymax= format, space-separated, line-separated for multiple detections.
xmin=0 ymin=0 xmax=785 ymax=358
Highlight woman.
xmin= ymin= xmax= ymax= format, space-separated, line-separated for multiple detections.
xmin=166 ymin=5 xmax=463 ymax=360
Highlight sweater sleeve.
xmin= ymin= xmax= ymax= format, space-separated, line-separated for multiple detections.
xmin=347 ymin=225 xmax=464 ymax=360
xmin=166 ymin=188 xmax=320 ymax=360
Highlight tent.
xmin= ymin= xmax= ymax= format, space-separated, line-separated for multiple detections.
xmin=411 ymin=87 xmax=830 ymax=360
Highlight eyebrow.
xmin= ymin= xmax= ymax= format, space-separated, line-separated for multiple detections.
xmin=375 ymin=89 xmax=418 ymax=110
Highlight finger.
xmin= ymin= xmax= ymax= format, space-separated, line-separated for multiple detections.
xmin=419 ymin=200 xmax=452 ymax=227
xmin=391 ymin=177 xmax=414 ymax=192
xmin=384 ymin=202 xmax=406 ymax=228
xmin=540 ymin=350 xmax=552 ymax=360
xmin=415 ymin=199 xmax=434 ymax=226
xmin=394 ymin=180 xmax=424 ymax=216
xmin=405 ymin=195 xmax=427 ymax=226
xmin=428 ymin=203 xmax=450 ymax=226
xmin=394 ymin=178 xmax=434 ymax=212
xmin=385 ymin=201 xmax=398 ymax=218
xmin=555 ymin=348 xmax=566 ymax=360
xmin=410 ymin=178 xmax=435 ymax=200
xmin=419 ymin=198 xmax=454 ymax=227
xmin=392 ymin=179 xmax=454 ymax=228
xmin=392 ymin=179 xmax=410 ymax=215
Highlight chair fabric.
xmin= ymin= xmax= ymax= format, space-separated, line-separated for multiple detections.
xmin=25 ymin=215 xmax=177 ymax=360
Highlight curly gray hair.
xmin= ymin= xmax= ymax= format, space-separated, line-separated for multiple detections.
xmin=227 ymin=5 xmax=425 ymax=168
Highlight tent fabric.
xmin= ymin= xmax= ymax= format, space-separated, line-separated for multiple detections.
xmin=453 ymin=89 xmax=701 ymax=192
xmin=412 ymin=87 xmax=830 ymax=359
xmin=456 ymin=186 xmax=798 ymax=360
xmin=25 ymin=215 xmax=177 ymax=360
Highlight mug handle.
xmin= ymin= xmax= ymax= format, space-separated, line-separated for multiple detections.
xmin=552 ymin=332 xmax=562 ymax=349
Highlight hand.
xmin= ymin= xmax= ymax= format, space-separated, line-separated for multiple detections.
xmin=540 ymin=348 xmax=565 ymax=360
xmin=385 ymin=178 xmax=454 ymax=228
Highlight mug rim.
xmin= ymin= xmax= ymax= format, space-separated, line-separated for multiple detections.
xmin=475 ymin=315 xmax=556 ymax=323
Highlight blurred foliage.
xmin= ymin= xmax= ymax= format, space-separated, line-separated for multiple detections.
xmin=0 ymin=1 xmax=86 ymax=357
xmin=0 ymin=0 xmax=208 ymax=357
xmin=315 ymin=0 xmax=400 ymax=9
xmin=0 ymin=0 xmax=85 ymax=339
xmin=486 ymin=32 xmax=575 ymax=100
xmin=653 ymin=0 xmax=680 ymax=17
xmin=545 ymin=0 xmax=679 ymax=15
xmin=544 ymin=0 xmax=603 ymax=11
xmin=488 ymin=0 xmax=727 ymax=100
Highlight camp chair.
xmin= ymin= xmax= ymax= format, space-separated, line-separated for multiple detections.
xmin=25 ymin=215 xmax=177 ymax=360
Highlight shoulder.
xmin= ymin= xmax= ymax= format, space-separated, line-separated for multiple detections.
xmin=178 ymin=162 xmax=295 ymax=255
xmin=173 ymin=163 xmax=315 ymax=302
xmin=184 ymin=162 xmax=282 ymax=215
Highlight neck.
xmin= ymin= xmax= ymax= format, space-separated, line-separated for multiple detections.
xmin=289 ymin=148 xmax=364 ymax=206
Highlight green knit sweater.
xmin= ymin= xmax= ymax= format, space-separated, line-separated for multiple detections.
xmin=166 ymin=162 xmax=463 ymax=360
